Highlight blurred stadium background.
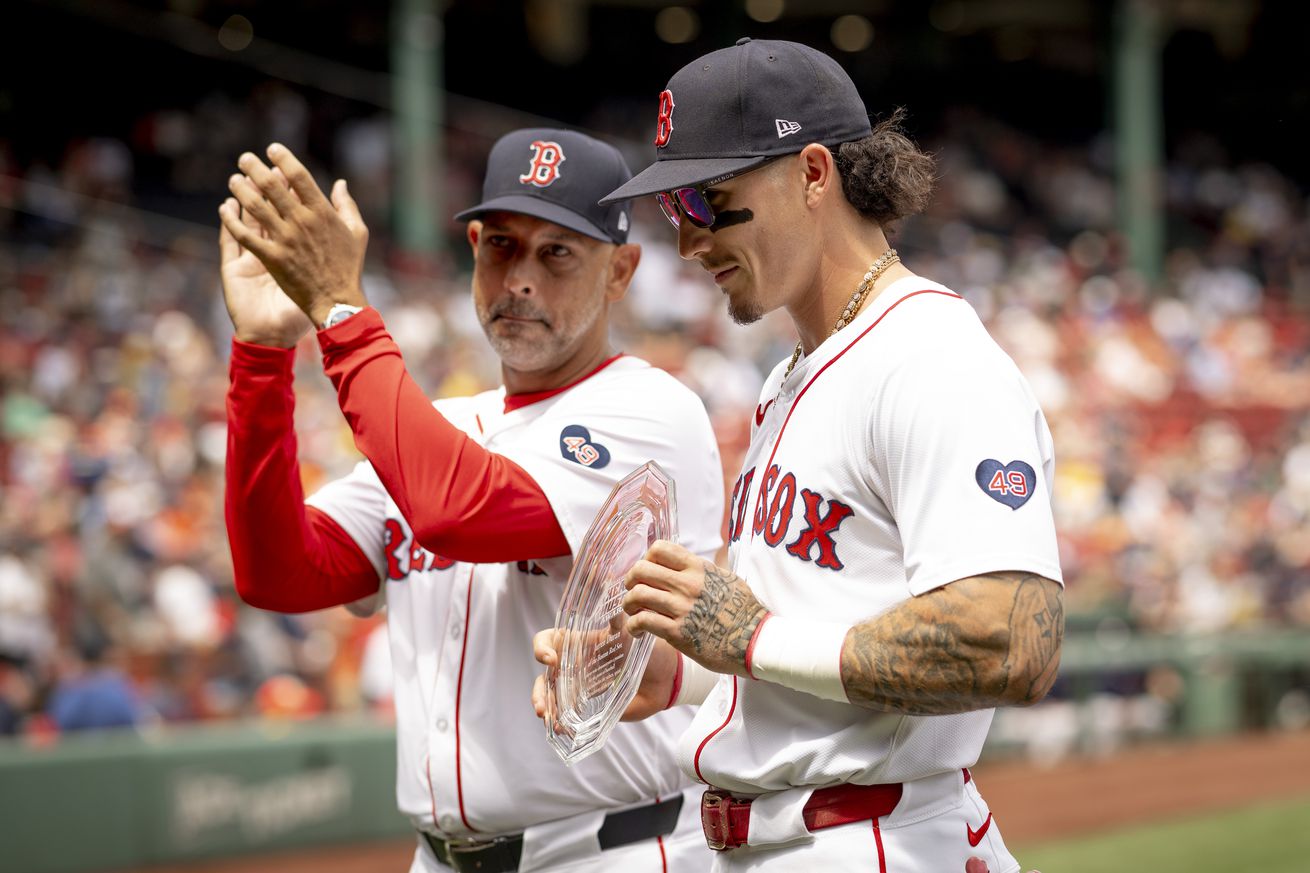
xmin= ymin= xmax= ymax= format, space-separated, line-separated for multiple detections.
xmin=2 ymin=1 xmax=1309 ymax=871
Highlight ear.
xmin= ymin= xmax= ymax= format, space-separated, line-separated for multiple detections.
xmin=466 ymin=220 xmax=482 ymax=257
xmin=605 ymin=243 xmax=641 ymax=302
xmin=798 ymin=143 xmax=837 ymax=210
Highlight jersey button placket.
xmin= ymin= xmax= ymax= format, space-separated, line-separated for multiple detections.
xmin=428 ymin=577 xmax=468 ymax=823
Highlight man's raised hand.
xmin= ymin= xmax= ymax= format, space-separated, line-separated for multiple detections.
xmin=217 ymin=191 xmax=312 ymax=348
xmin=218 ymin=143 xmax=369 ymax=328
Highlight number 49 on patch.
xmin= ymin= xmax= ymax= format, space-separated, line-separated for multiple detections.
xmin=975 ymin=459 xmax=1036 ymax=510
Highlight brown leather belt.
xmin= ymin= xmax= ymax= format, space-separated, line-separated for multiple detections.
xmin=700 ymin=782 xmax=904 ymax=851
xmin=422 ymin=794 xmax=683 ymax=873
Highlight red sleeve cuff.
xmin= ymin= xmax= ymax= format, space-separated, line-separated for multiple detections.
xmin=315 ymin=305 xmax=382 ymax=353
xmin=231 ymin=337 xmax=296 ymax=375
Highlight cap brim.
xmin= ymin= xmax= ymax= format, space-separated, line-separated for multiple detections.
xmin=454 ymin=194 xmax=615 ymax=243
xmin=599 ymin=155 xmax=771 ymax=204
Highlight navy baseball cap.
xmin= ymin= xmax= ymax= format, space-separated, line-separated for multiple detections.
xmin=601 ymin=38 xmax=872 ymax=204
xmin=456 ymin=128 xmax=633 ymax=243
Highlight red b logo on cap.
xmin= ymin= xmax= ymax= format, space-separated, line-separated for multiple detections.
xmin=654 ymin=90 xmax=675 ymax=148
xmin=519 ymin=140 xmax=566 ymax=187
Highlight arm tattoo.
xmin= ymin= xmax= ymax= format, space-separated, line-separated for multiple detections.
xmin=841 ymin=572 xmax=1064 ymax=715
xmin=1003 ymin=572 xmax=1065 ymax=703
xmin=682 ymin=562 xmax=766 ymax=667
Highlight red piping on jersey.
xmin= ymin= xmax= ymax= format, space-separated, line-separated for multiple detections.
xmin=747 ymin=290 xmax=963 ymax=541
xmin=454 ymin=567 xmax=478 ymax=832
xmin=873 ymin=820 xmax=887 ymax=873
xmin=692 ymin=676 xmax=738 ymax=785
xmin=502 ymin=353 xmax=625 ymax=413
xmin=655 ymin=793 xmax=668 ymax=873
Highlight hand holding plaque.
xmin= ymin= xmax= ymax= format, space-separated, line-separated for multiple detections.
xmin=543 ymin=461 xmax=678 ymax=764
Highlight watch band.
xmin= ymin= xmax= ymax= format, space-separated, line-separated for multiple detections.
xmin=321 ymin=303 xmax=364 ymax=330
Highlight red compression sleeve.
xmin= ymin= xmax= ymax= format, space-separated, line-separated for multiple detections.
xmin=225 ymin=339 xmax=381 ymax=613
xmin=317 ymin=308 xmax=570 ymax=562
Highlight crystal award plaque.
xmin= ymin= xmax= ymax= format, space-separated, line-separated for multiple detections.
xmin=544 ymin=460 xmax=678 ymax=764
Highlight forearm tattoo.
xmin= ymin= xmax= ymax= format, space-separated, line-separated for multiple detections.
xmin=682 ymin=562 xmax=766 ymax=666
xmin=1003 ymin=572 xmax=1064 ymax=703
xmin=841 ymin=572 xmax=1064 ymax=715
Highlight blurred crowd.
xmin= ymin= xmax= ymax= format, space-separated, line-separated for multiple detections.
xmin=1 ymin=86 xmax=1308 ymax=739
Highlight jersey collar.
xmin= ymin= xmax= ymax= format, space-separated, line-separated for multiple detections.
xmin=502 ymin=353 xmax=626 ymax=413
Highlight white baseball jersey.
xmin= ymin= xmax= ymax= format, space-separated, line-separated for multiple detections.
xmin=679 ymin=277 xmax=1063 ymax=795
xmin=306 ymin=355 xmax=725 ymax=836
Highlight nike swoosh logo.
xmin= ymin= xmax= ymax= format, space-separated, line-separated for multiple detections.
xmin=967 ymin=812 xmax=993 ymax=847
xmin=754 ymin=400 xmax=774 ymax=426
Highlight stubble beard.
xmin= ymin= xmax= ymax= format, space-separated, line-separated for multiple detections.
xmin=483 ymin=319 xmax=567 ymax=372
xmin=725 ymin=286 xmax=764 ymax=326
xmin=480 ymin=295 xmax=604 ymax=373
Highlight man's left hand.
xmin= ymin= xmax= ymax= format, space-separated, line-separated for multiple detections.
xmin=530 ymin=629 xmax=681 ymax=723
xmin=220 ymin=143 xmax=369 ymax=327
xmin=623 ymin=540 xmax=766 ymax=677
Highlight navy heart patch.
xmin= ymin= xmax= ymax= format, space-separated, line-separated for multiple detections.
xmin=559 ymin=424 xmax=611 ymax=469
xmin=975 ymin=460 xmax=1036 ymax=510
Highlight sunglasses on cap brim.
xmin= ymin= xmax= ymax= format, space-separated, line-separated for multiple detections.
xmin=654 ymin=160 xmax=776 ymax=229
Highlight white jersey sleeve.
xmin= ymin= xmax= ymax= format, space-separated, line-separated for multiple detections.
xmin=303 ymin=457 xmax=394 ymax=616
xmin=491 ymin=360 xmax=724 ymax=562
xmin=868 ymin=307 xmax=1063 ymax=595
xmin=301 ymin=459 xmax=390 ymax=616
xmin=304 ymin=458 xmax=389 ymax=582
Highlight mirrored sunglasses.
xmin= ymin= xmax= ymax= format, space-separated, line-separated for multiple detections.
xmin=654 ymin=160 xmax=776 ymax=229
xmin=656 ymin=187 xmax=715 ymax=229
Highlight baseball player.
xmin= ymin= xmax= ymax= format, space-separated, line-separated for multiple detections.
xmin=218 ymin=129 xmax=723 ymax=872
xmin=554 ymin=39 xmax=1064 ymax=872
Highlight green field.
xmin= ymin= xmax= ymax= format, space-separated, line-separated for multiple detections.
xmin=1013 ymin=795 xmax=1310 ymax=873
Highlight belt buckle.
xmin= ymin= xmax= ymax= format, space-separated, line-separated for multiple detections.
xmin=700 ymin=789 xmax=736 ymax=851
xmin=446 ymin=836 xmax=497 ymax=853
xmin=445 ymin=835 xmax=511 ymax=873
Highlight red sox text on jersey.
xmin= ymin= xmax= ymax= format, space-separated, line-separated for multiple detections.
xmin=726 ymin=464 xmax=854 ymax=570
xmin=381 ymin=518 xmax=547 ymax=580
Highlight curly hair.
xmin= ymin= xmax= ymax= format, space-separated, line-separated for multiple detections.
xmin=832 ymin=108 xmax=936 ymax=228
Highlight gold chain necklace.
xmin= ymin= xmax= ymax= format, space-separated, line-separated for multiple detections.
xmin=781 ymin=248 xmax=900 ymax=383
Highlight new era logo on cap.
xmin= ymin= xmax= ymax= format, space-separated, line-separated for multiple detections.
xmin=776 ymin=119 xmax=802 ymax=138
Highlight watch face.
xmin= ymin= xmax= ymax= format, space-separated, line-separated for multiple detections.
xmin=324 ymin=305 xmax=361 ymax=329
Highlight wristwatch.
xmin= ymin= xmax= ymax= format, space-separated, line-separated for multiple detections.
xmin=321 ymin=303 xmax=364 ymax=330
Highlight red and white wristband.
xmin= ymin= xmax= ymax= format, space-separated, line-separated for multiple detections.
xmin=665 ymin=654 xmax=720 ymax=708
xmin=744 ymin=612 xmax=851 ymax=703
